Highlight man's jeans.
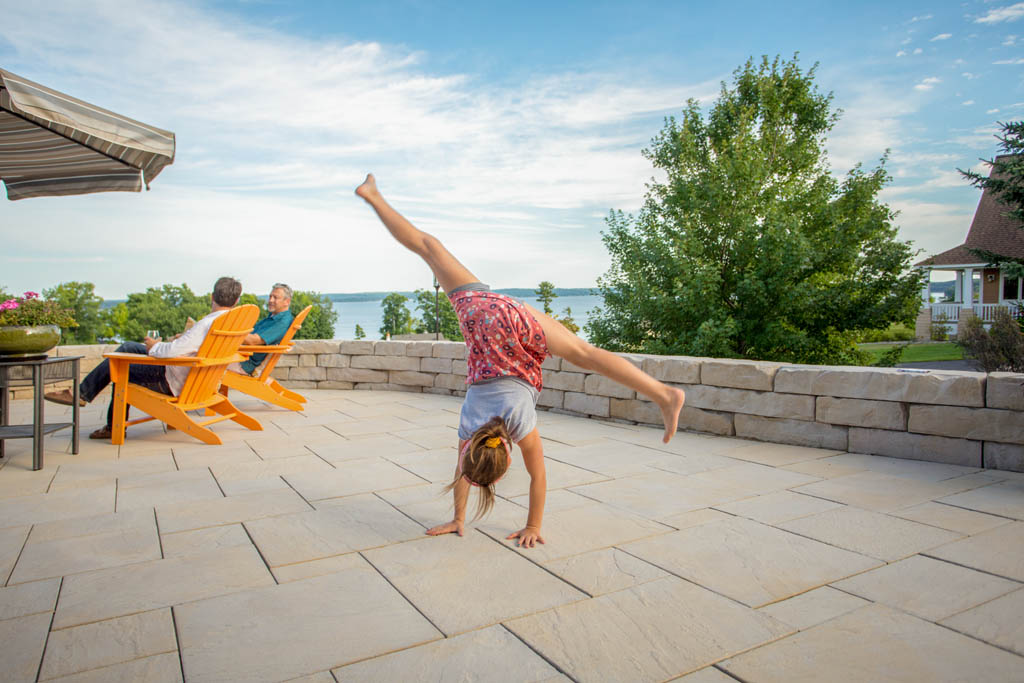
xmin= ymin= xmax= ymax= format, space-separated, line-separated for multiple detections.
xmin=80 ymin=342 xmax=173 ymax=427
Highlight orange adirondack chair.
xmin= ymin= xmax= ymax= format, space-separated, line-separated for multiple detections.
xmin=219 ymin=305 xmax=312 ymax=411
xmin=104 ymin=305 xmax=262 ymax=445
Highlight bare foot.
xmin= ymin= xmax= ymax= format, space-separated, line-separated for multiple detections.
xmin=659 ymin=387 xmax=686 ymax=443
xmin=355 ymin=173 xmax=379 ymax=201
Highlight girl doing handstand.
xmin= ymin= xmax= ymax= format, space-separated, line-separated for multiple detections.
xmin=356 ymin=175 xmax=686 ymax=548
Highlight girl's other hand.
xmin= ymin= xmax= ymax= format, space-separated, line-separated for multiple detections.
xmin=426 ymin=520 xmax=464 ymax=536
xmin=507 ymin=526 xmax=545 ymax=548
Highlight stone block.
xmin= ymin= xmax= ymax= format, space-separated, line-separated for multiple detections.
xmin=610 ymin=398 xmax=659 ymax=425
xmin=987 ymin=372 xmax=1024 ymax=410
xmin=351 ymin=355 xmax=420 ymax=371
xmin=327 ymin=367 xmax=388 ymax=383
xmin=390 ymin=371 xmax=436 ymax=387
xmin=406 ymin=341 xmax=435 ymax=357
xmin=318 ymin=381 xmax=355 ymax=390
xmin=420 ymin=357 xmax=452 ymax=374
xmin=316 ymin=354 xmax=350 ymax=368
xmin=984 ymin=442 xmax=1024 ymax=472
xmin=288 ymin=366 xmax=326 ymax=381
xmin=909 ymin=405 xmax=1024 ymax=444
xmin=452 ymin=360 xmax=468 ymax=376
xmin=584 ymin=374 xmax=635 ymax=399
xmin=270 ymin=367 xmax=288 ymax=380
xmin=423 ymin=387 xmax=452 ymax=396
xmin=432 ymin=342 xmax=466 ymax=359
xmin=374 ymin=340 xmax=409 ymax=356
xmin=559 ymin=359 xmax=590 ymax=373
xmin=816 ymin=397 xmax=907 ymax=431
xmin=355 ymin=383 xmax=420 ymax=393
xmin=701 ymin=359 xmax=783 ymax=391
xmin=339 ymin=340 xmax=375 ymax=355
xmin=291 ymin=340 xmax=341 ymax=354
xmin=849 ymin=428 xmax=982 ymax=467
xmin=680 ymin=405 xmax=735 ymax=436
xmin=537 ymin=388 xmax=564 ymax=409
xmin=541 ymin=356 xmax=561 ymax=371
xmin=735 ymin=414 xmax=847 ymax=450
xmin=58 ymin=344 xmax=115 ymax=358
xmin=775 ymin=366 xmax=985 ymax=407
xmin=543 ymin=370 xmax=585 ymax=392
xmin=299 ymin=354 xmax=317 ymax=367
xmin=434 ymin=374 xmax=466 ymax=391
xmin=642 ymin=356 xmax=702 ymax=384
xmin=564 ymin=392 xmax=610 ymax=417
xmin=280 ymin=380 xmax=317 ymax=390
xmin=276 ymin=355 xmax=298 ymax=367
xmin=685 ymin=385 xmax=814 ymax=420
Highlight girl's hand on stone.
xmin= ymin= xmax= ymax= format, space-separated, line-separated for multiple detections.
xmin=426 ymin=520 xmax=464 ymax=537
xmin=507 ymin=526 xmax=545 ymax=548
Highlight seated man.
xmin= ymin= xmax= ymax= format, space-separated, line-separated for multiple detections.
xmin=45 ymin=277 xmax=243 ymax=439
xmin=231 ymin=282 xmax=295 ymax=376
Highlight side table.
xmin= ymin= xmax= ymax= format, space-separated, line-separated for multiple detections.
xmin=0 ymin=355 xmax=81 ymax=470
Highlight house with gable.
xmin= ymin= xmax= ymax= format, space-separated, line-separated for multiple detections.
xmin=914 ymin=154 xmax=1024 ymax=339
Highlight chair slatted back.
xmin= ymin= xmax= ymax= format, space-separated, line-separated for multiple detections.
xmin=256 ymin=305 xmax=313 ymax=382
xmin=178 ymin=304 xmax=259 ymax=405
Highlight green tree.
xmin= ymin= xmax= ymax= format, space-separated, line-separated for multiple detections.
xmin=413 ymin=288 xmax=463 ymax=340
xmin=117 ymin=284 xmax=210 ymax=342
xmin=42 ymin=281 xmax=103 ymax=344
xmin=587 ymin=55 xmax=923 ymax=364
xmin=289 ymin=291 xmax=337 ymax=339
xmin=380 ymin=293 xmax=413 ymax=337
xmin=558 ymin=307 xmax=580 ymax=334
xmin=535 ymin=281 xmax=557 ymax=315
xmin=959 ymin=121 xmax=1024 ymax=279
xmin=354 ymin=324 xmax=366 ymax=339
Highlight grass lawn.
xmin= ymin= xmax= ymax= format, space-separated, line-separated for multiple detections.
xmin=858 ymin=342 xmax=963 ymax=365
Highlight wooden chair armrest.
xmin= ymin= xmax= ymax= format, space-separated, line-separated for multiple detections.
xmin=238 ymin=344 xmax=292 ymax=354
xmin=103 ymin=352 xmax=201 ymax=367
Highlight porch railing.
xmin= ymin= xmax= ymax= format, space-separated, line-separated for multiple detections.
xmin=929 ymin=302 xmax=1020 ymax=322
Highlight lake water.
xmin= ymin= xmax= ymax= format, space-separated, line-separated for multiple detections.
xmin=332 ymin=294 xmax=604 ymax=340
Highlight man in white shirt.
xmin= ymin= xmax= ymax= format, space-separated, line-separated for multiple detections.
xmin=45 ymin=277 xmax=243 ymax=439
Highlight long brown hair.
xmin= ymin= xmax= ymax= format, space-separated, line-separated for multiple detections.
xmin=445 ymin=416 xmax=511 ymax=520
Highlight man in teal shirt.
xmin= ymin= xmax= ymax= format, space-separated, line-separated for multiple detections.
xmin=237 ymin=283 xmax=295 ymax=375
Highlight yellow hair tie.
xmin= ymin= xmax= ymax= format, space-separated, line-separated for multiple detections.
xmin=484 ymin=436 xmax=503 ymax=449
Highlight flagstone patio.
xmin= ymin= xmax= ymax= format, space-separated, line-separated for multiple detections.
xmin=1 ymin=388 xmax=1022 ymax=682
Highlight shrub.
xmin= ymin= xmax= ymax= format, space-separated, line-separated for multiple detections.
xmin=931 ymin=312 xmax=952 ymax=341
xmin=956 ymin=309 xmax=1024 ymax=372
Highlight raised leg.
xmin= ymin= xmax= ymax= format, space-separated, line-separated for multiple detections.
xmin=523 ymin=303 xmax=686 ymax=443
xmin=355 ymin=174 xmax=479 ymax=294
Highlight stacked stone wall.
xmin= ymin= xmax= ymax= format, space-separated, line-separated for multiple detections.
xmin=11 ymin=341 xmax=1024 ymax=471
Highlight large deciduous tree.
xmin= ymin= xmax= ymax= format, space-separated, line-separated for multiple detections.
xmin=587 ymin=55 xmax=924 ymax=364
xmin=379 ymin=293 xmax=414 ymax=337
xmin=43 ymin=281 xmax=105 ymax=344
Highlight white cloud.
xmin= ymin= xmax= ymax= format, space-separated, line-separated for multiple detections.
xmin=1004 ymin=34 xmax=1019 ymax=45
xmin=913 ymin=47 xmax=924 ymax=54
xmin=994 ymin=58 xmax=1024 ymax=64
xmin=897 ymin=50 xmax=907 ymax=57
xmin=975 ymin=3 xmax=1024 ymax=24
xmin=930 ymin=33 xmax=953 ymax=41
xmin=963 ymin=100 xmax=975 ymax=105
xmin=914 ymin=77 xmax=942 ymax=91
xmin=909 ymin=14 xmax=933 ymax=23
xmin=901 ymin=37 xmax=913 ymax=45
xmin=880 ymin=196 xmax=975 ymax=259
xmin=988 ymin=108 xmax=1001 ymax=113
xmin=962 ymin=72 xmax=977 ymax=79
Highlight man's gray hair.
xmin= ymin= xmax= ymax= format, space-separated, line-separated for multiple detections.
xmin=212 ymin=277 xmax=243 ymax=307
xmin=272 ymin=283 xmax=293 ymax=300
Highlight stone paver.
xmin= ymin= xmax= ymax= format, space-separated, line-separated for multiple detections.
xmin=621 ymin=517 xmax=881 ymax=607
xmin=832 ymin=554 xmax=1020 ymax=621
xmin=779 ymin=506 xmax=963 ymax=562
xmin=1 ymin=387 xmax=1021 ymax=680
xmin=175 ymin=566 xmax=441 ymax=682
xmin=332 ymin=624 xmax=560 ymax=681
xmin=363 ymin=531 xmax=585 ymax=635
xmin=39 ymin=609 xmax=176 ymax=680
xmin=720 ymin=604 xmax=1024 ymax=682
xmin=506 ymin=576 xmax=791 ymax=682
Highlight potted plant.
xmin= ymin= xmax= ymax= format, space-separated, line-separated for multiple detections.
xmin=0 ymin=291 xmax=76 ymax=357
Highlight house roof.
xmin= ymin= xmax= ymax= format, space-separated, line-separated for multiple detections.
xmin=917 ymin=154 xmax=1024 ymax=267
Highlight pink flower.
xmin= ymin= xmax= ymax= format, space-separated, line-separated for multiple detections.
xmin=23 ymin=291 xmax=39 ymax=299
xmin=1 ymin=300 xmax=19 ymax=311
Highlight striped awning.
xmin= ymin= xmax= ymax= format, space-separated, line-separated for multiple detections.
xmin=0 ymin=68 xmax=175 ymax=200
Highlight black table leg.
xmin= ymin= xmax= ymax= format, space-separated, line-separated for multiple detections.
xmin=0 ymin=369 xmax=7 ymax=461
xmin=71 ymin=359 xmax=80 ymax=455
xmin=32 ymin=364 xmax=43 ymax=471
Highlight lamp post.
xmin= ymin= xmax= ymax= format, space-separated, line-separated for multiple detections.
xmin=433 ymin=276 xmax=440 ymax=341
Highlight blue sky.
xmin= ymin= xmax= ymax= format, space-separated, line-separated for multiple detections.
xmin=2 ymin=0 xmax=1023 ymax=299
